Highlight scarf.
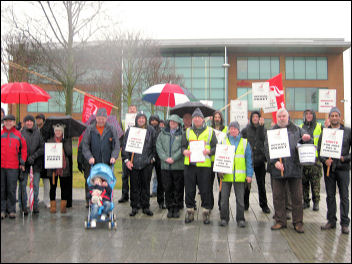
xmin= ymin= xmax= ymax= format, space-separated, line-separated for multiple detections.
xmin=55 ymin=136 xmax=66 ymax=177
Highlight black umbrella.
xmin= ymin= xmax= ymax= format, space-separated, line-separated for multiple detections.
xmin=42 ymin=115 xmax=87 ymax=140
xmin=170 ymin=101 xmax=216 ymax=118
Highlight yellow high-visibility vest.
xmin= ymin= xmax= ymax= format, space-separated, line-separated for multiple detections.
xmin=184 ymin=126 xmax=213 ymax=167
xmin=300 ymin=123 xmax=322 ymax=157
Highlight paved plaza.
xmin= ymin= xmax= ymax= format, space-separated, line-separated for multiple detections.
xmin=1 ymin=173 xmax=351 ymax=263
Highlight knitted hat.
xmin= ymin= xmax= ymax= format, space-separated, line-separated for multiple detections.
xmin=329 ymin=107 xmax=341 ymax=116
xmin=229 ymin=121 xmax=240 ymax=131
xmin=192 ymin=108 xmax=204 ymax=119
xmin=53 ymin=123 xmax=65 ymax=133
xmin=96 ymin=108 xmax=108 ymax=118
xmin=3 ymin=114 xmax=15 ymax=121
xmin=23 ymin=115 xmax=35 ymax=123
xmin=35 ymin=113 xmax=45 ymax=121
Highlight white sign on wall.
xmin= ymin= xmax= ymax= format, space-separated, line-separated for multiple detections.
xmin=319 ymin=89 xmax=336 ymax=113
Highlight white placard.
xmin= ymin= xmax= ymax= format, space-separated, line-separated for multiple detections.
xmin=213 ymin=144 xmax=236 ymax=174
xmin=213 ymin=129 xmax=227 ymax=144
xmin=252 ymin=82 xmax=270 ymax=108
xmin=263 ymin=89 xmax=278 ymax=113
xmin=125 ymin=113 xmax=137 ymax=132
xmin=125 ymin=127 xmax=147 ymax=154
xmin=298 ymin=144 xmax=316 ymax=164
xmin=45 ymin=143 xmax=63 ymax=169
xmin=267 ymin=128 xmax=291 ymax=159
xmin=189 ymin=140 xmax=205 ymax=163
xmin=319 ymin=128 xmax=344 ymax=159
xmin=230 ymin=100 xmax=248 ymax=130
xmin=319 ymin=89 xmax=336 ymax=113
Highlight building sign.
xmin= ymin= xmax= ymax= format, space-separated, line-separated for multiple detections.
xmin=319 ymin=89 xmax=336 ymax=113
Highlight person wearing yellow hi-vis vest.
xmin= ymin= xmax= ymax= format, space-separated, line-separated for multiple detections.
xmin=217 ymin=121 xmax=253 ymax=228
xmin=210 ymin=110 xmax=228 ymax=211
xmin=299 ymin=109 xmax=323 ymax=212
xmin=182 ymin=108 xmax=217 ymax=224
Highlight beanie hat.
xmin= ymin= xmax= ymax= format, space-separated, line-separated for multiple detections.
xmin=35 ymin=113 xmax=45 ymax=121
xmin=329 ymin=107 xmax=341 ymax=116
xmin=23 ymin=115 xmax=35 ymax=123
xmin=192 ymin=108 xmax=204 ymax=119
xmin=96 ymin=108 xmax=108 ymax=118
xmin=53 ymin=123 xmax=65 ymax=133
xmin=229 ymin=121 xmax=240 ymax=131
xmin=3 ymin=114 xmax=15 ymax=121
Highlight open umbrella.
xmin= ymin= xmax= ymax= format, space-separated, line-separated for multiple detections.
xmin=1 ymin=82 xmax=51 ymax=121
xmin=142 ymin=83 xmax=196 ymax=107
xmin=170 ymin=101 xmax=216 ymax=118
xmin=42 ymin=116 xmax=86 ymax=141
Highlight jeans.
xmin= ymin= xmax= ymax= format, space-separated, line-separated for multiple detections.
xmin=90 ymin=201 xmax=111 ymax=220
xmin=1 ymin=168 xmax=19 ymax=213
xmin=18 ymin=171 xmax=40 ymax=210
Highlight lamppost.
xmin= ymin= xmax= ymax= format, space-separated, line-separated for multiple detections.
xmin=222 ymin=46 xmax=230 ymax=123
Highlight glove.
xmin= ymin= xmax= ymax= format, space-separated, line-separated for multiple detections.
xmin=18 ymin=171 xmax=25 ymax=182
xmin=27 ymin=156 xmax=35 ymax=165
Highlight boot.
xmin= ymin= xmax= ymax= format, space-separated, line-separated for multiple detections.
xmin=60 ymin=200 xmax=67 ymax=214
xmin=50 ymin=201 xmax=57 ymax=213
xmin=185 ymin=208 xmax=194 ymax=223
xmin=303 ymin=201 xmax=310 ymax=209
xmin=203 ymin=209 xmax=210 ymax=225
xmin=313 ymin=202 xmax=319 ymax=211
xmin=167 ymin=208 xmax=173 ymax=218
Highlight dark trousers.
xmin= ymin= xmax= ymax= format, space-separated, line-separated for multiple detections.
xmin=1 ymin=168 xmax=18 ymax=213
xmin=272 ymin=177 xmax=303 ymax=226
xmin=130 ymin=165 xmax=153 ymax=209
xmin=121 ymin=162 xmax=130 ymax=199
xmin=84 ymin=168 xmax=90 ymax=203
xmin=302 ymin=164 xmax=322 ymax=204
xmin=184 ymin=165 xmax=212 ymax=210
xmin=49 ymin=175 xmax=70 ymax=201
xmin=162 ymin=170 xmax=184 ymax=209
xmin=210 ymin=171 xmax=221 ymax=210
xmin=220 ymin=182 xmax=245 ymax=223
xmin=324 ymin=168 xmax=350 ymax=226
xmin=249 ymin=164 xmax=269 ymax=209
xmin=153 ymin=159 xmax=164 ymax=205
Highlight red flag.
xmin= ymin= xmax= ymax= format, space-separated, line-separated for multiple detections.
xmin=29 ymin=166 xmax=34 ymax=212
xmin=268 ymin=73 xmax=285 ymax=123
xmin=78 ymin=93 xmax=113 ymax=146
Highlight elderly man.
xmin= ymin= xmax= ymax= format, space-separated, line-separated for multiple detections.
xmin=182 ymin=108 xmax=217 ymax=224
xmin=1 ymin=114 xmax=27 ymax=219
xmin=82 ymin=107 xmax=120 ymax=168
xmin=265 ymin=108 xmax=311 ymax=233
xmin=318 ymin=107 xmax=351 ymax=235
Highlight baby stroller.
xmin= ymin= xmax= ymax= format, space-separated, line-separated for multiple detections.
xmin=84 ymin=163 xmax=117 ymax=230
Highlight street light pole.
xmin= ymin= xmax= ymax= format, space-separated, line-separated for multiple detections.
xmin=222 ymin=46 xmax=230 ymax=123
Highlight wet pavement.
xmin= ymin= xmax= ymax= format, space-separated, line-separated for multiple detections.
xmin=1 ymin=173 xmax=351 ymax=263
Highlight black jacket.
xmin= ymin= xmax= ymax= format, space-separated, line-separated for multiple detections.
xmin=21 ymin=126 xmax=44 ymax=173
xmin=122 ymin=112 xmax=157 ymax=170
xmin=241 ymin=111 xmax=266 ymax=167
xmin=318 ymin=124 xmax=351 ymax=172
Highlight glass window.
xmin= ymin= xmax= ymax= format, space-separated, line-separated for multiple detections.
xmin=248 ymin=57 xmax=259 ymax=79
xmin=73 ymin=92 xmax=84 ymax=113
xmin=237 ymin=87 xmax=260 ymax=111
xmin=175 ymin=56 xmax=191 ymax=67
xmin=294 ymin=57 xmax=305 ymax=79
xmin=237 ymin=57 xmax=248 ymax=80
xmin=192 ymin=78 xmax=209 ymax=89
xmin=27 ymin=103 xmax=38 ymax=112
xmin=286 ymin=87 xmax=328 ymax=111
xmin=210 ymin=56 xmax=224 ymax=67
xmin=317 ymin=57 xmax=328 ymax=80
xmin=210 ymin=68 xmax=225 ymax=78
xmin=175 ymin=68 xmax=192 ymax=78
xmin=237 ymin=57 xmax=279 ymax=80
xmin=260 ymin=57 xmax=271 ymax=80
xmin=210 ymin=88 xmax=224 ymax=99
xmin=193 ymin=68 xmax=209 ymax=78
xmin=286 ymin=88 xmax=295 ymax=111
xmin=285 ymin=57 xmax=294 ymax=79
xmin=192 ymin=55 xmax=209 ymax=67
xmin=271 ymin=57 xmax=280 ymax=76
xmin=306 ymin=57 xmax=317 ymax=80
xmin=210 ymin=78 xmax=224 ymax=89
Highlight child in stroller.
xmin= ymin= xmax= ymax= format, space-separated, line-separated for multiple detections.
xmin=85 ymin=163 xmax=117 ymax=229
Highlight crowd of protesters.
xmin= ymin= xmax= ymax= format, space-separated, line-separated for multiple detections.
xmin=1 ymin=105 xmax=350 ymax=235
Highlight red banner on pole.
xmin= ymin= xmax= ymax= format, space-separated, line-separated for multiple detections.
xmin=78 ymin=93 xmax=113 ymax=145
xmin=268 ymin=73 xmax=285 ymax=123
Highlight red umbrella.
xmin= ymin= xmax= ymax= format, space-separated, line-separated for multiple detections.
xmin=1 ymin=82 xmax=51 ymax=121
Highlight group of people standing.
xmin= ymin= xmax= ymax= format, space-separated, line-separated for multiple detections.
xmin=1 ymin=104 xmax=350 ymax=235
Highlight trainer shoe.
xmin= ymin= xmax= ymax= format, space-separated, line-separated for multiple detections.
xmin=90 ymin=219 xmax=96 ymax=228
xmin=341 ymin=226 xmax=349 ymax=234
xmin=100 ymin=214 xmax=107 ymax=221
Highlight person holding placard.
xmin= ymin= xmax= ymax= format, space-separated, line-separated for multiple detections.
xmin=299 ymin=109 xmax=323 ymax=211
xmin=182 ymin=108 xmax=217 ymax=224
xmin=47 ymin=124 xmax=72 ymax=214
xmin=318 ymin=107 xmax=351 ymax=235
xmin=241 ymin=111 xmax=270 ymax=214
xmin=218 ymin=121 xmax=253 ymax=228
xmin=122 ymin=112 xmax=156 ymax=217
xmin=265 ymin=108 xmax=311 ymax=233
xmin=210 ymin=110 xmax=228 ymax=211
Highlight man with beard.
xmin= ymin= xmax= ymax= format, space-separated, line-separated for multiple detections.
xmin=265 ymin=108 xmax=311 ymax=233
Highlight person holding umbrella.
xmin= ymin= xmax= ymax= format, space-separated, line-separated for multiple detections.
xmin=182 ymin=108 xmax=217 ymax=224
xmin=1 ymin=114 xmax=27 ymax=219
xmin=47 ymin=124 xmax=72 ymax=214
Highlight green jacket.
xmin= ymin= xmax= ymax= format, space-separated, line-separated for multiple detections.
xmin=156 ymin=119 xmax=184 ymax=171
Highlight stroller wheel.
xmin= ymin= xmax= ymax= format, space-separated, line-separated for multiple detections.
xmin=84 ymin=220 xmax=88 ymax=229
xmin=114 ymin=221 xmax=117 ymax=230
xmin=108 ymin=222 xmax=112 ymax=230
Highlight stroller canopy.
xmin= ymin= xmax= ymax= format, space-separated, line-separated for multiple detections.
xmin=88 ymin=163 xmax=116 ymax=188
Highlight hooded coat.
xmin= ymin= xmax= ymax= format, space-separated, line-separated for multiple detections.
xmin=241 ymin=111 xmax=266 ymax=167
xmin=301 ymin=109 xmax=319 ymax=137
xmin=122 ymin=112 xmax=156 ymax=170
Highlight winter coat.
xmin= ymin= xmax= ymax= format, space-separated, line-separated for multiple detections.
xmin=318 ymin=124 xmax=351 ymax=172
xmin=82 ymin=122 xmax=120 ymax=165
xmin=1 ymin=126 xmax=27 ymax=169
xmin=46 ymin=137 xmax=72 ymax=178
xmin=156 ymin=117 xmax=184 ymax=171
xmin=21 ymin=126 xmax=44 ymax=174
xmin=87 ymin=184 xmax=112 ymax=202
xmin=122 ymin=112 xmax=156 ymax=170
xmin=241 ymin=111 xmax=266 ymax=167
xmin=265 ymin=121 xmax=310 ymax=179
xmin=77 ymin=142 xmax=90 ymax=173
